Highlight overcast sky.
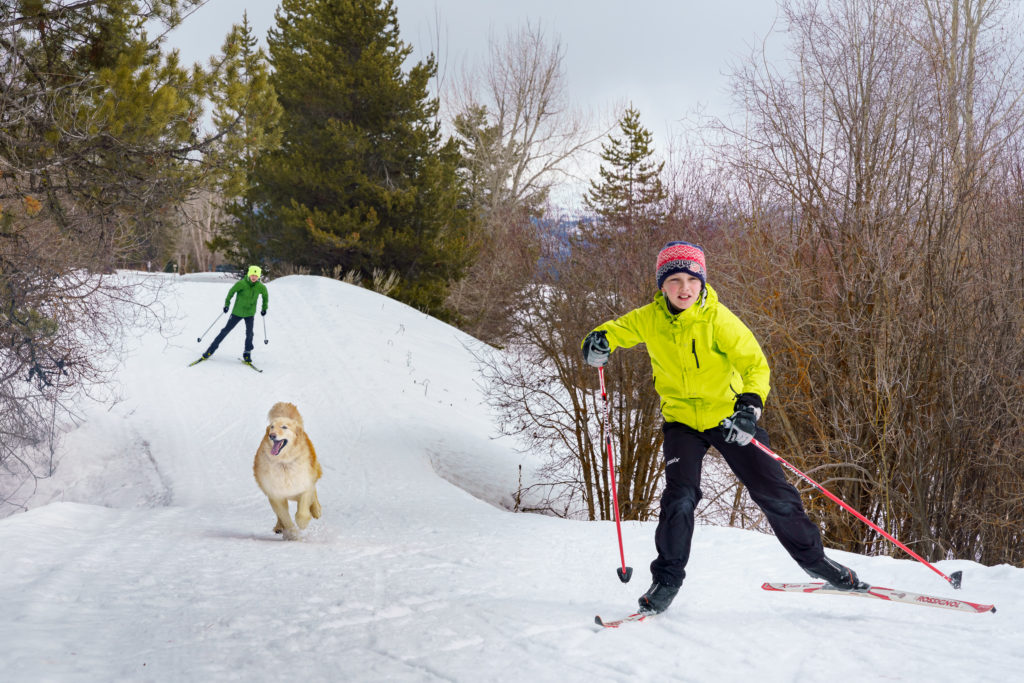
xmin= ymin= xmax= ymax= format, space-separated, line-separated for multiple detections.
xmin=166 ymin=0 xmax=782 ymax=152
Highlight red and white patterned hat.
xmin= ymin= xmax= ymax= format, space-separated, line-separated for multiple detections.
xmin=656 ymin=241 xmax=707 ymax=289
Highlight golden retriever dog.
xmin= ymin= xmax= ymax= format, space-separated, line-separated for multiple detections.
xmin=253 ymin=402 xmax=322 ymax=538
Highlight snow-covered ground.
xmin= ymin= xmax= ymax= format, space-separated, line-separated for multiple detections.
xmin=1 ymin=273 xmax=1020 ymax=682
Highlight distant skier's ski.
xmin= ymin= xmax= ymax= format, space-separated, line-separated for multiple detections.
xmin=594 ymin=610 xmax=656 ymax=628
xmin=241 ymin=358 xmax=263 ymax=373
xmin=187 ymin=357 xmax=207 ymax=367
xmin=762 ymin=581 xmax=995 ymax=614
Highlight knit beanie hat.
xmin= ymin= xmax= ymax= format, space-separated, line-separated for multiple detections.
xmin=656 ymin=241 xmax=707 ymax=289
xmin=247 ymin=265 xmax=262 ymax=279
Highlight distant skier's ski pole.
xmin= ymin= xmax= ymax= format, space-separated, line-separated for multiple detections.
xmin=735 ymin=431 xmax=963 ymax=589
xmin=598 ymin=366 xmax=632 ymax=583
xmin=262 ymin=313 xmax=269 ymax=345
xmin=197 ymin=311 xmax=225 ymax=343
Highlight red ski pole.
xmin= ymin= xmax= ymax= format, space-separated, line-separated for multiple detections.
xmin=743 ymin=435 xmax=963 ymax=589
xmin=599 ymin=366 xmax=632 ymax=583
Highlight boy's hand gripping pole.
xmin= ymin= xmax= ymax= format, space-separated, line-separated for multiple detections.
xmin=599 ymin=366 xmax=632 ymax=583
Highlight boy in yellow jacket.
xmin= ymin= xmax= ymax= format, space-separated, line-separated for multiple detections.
xmin=582 ymin=241 xmax=864 ymax=614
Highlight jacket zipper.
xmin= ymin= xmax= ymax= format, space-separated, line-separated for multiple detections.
xmin=691 ymin=339 xmax=700 ymax=369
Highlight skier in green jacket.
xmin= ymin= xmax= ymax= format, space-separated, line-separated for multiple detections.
xmin=581 ymin=241 xmax=864 ymax=615
xmin=203 ymin=265 xmax=269 ymax=363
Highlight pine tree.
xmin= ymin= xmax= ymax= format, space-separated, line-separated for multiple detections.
xmin=245 ymin=0 xmax=472 ymax=317
xmin=0 ymin=1 xmax=214 ymax=268
xmin=206 ymin=14 xmax=283 ymax=201
xmin=205 ymin=14 xmax=284 ymax=267
xmin=584 ymin=105 xmax=667 ymax=230
xmin=452 ymin=103 xmax=511 ymax=215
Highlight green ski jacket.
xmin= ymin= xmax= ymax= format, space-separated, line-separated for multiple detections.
xmin=590 ymin=284 xmax=770 ymax=432
xmin=225 ymin=279 xmax=268 ymax=318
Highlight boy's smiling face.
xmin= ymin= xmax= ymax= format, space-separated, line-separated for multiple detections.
xmin=661 ymin=273 xmax=703 ymax=310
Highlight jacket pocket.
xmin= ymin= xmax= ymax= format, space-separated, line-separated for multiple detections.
xmin=691 ymin=338 xmax=700 ymax=369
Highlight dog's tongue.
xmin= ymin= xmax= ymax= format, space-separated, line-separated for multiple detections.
xmin=271 ymin=439 xmax=286 ymax=456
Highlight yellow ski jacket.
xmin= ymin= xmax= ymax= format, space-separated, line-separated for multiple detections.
xmin=590 ymin=284 xmax=770 ymax=431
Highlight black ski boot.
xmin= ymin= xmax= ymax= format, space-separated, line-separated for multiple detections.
xmin=243 ymin=352 xmax=252 ymax=363
xmin=638 ymin=581 xmax=680 ymax=614
xmin=803 ymin=557 xmax=868 ymax=591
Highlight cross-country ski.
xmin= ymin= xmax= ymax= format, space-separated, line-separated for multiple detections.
xmin=594 ymin=611 xmax=656 ymax=628
xmin=186 ymin=356 xmax=263 ymax=372
xmin=241 ymin=358 xmax=263 ymax=373
xmin=762 ymin=581 xmax=996 ymax=613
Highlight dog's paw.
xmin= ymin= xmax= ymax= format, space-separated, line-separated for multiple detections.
xmin=281 ymin=527 xmax=301 ymax=541
xmin=273 ymin=521 xmax=297 ymax=535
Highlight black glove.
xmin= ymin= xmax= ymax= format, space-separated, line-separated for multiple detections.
xmin=721 ymin=393 xmax=763 ymax=447
xmin=581 ymin=330 xmax=610 ymax=367
xmin=223 ymin=306 xmax=229 ymax=314
xmin=260 ymin=310 xmax=267 ymax=316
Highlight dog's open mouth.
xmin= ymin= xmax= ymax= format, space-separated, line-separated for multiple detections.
xmin=270 ymin=436 xmax=288 ymax=455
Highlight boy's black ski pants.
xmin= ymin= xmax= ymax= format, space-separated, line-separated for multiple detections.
xmin=205 ymin=314 xmax=254 ymax=356
xmin=650 ymin=421 xmax=825 ymax=588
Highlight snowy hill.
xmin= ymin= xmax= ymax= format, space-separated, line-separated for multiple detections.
xmin=1 ymin=273 xmax=1020 ymax=682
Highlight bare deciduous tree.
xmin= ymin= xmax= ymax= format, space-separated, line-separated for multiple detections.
xmin=444 ymin=205 xmax=542 ymax=344
xmin=476 ymin=221 xmax=671 ymax=520
xmin=0 ymin=1 xmax=207 ymax=512
xmin=447 ymin=21 xmax=605 ymax=218
xmin=714 ymin=0 xmax=1024 ymax=564
xmin=0 ymin=204 xmax=170 ymax=512
xmin=176 ymin=189 xmax=226 ymax=274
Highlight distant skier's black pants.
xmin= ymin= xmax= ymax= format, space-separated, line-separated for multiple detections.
xmin=650 ymin=421 xmax=825 ymax=587
xmin=205 ymin=314 xmax=254 ymax=356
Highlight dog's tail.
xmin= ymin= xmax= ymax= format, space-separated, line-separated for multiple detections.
xmin=268 ymin=402 xmax=302 ymax=427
